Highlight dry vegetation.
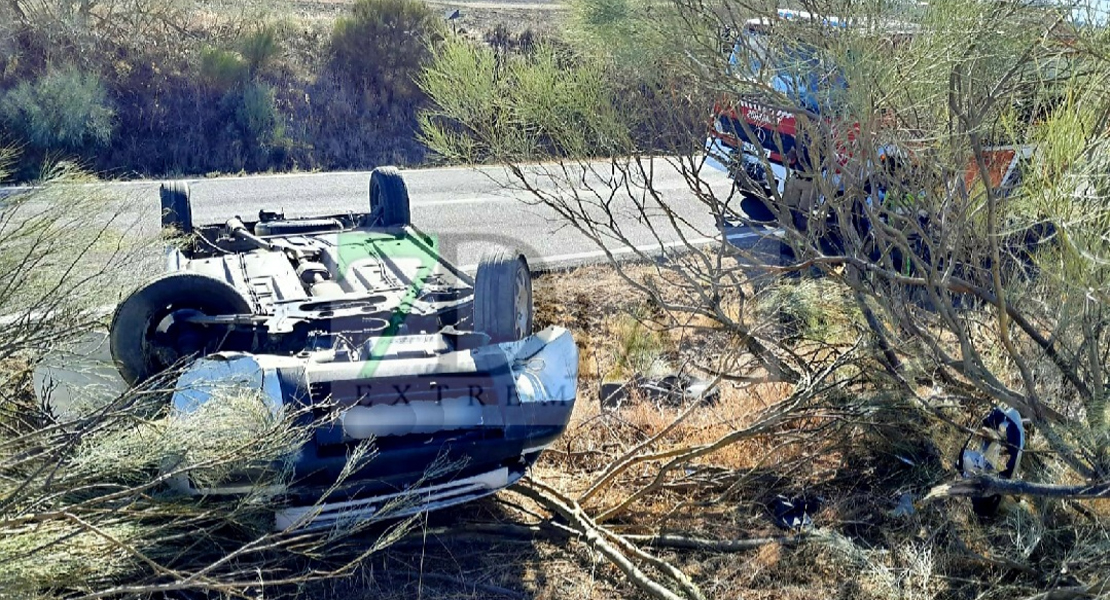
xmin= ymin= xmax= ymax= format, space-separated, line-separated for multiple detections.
xmin=5 ymin=0 xmax=1110 ymax=597
xmin=0 ymin=0 xmax=561 ymax=181
xmin=311 ymin=262 xmax=1110 ymax=600
xmin=4 ymin=189 xmax=1108 ymax=599
xmin=417 ymin=1 xmax=1110 ymax=595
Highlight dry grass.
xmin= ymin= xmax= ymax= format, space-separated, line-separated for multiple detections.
xmin=312 ymin=261 xmax=1110 ymax=600
xmin=11 ymin=254 xmax=1104 ymax=599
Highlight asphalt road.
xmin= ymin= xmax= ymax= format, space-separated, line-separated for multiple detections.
xmin=11 ymin=160 xmax=738 ymax=409
xmin=6 ymin=161 xmax=737 ymax=271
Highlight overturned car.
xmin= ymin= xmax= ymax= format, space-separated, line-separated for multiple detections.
xmin=109 ymin=167 xmax=578 ymax=530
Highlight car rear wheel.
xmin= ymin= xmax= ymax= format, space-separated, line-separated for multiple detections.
xmin=110 ymin=273 xmax=253 ymax=385
xmin=473 ymin=248 xmax=533 ymax=343
xmin=160 ymin=181 xmax=193 ymax=233
xmin=369 ymin=166 xmax=411 ymax=227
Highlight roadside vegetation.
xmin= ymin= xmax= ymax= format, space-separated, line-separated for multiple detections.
xmin=0 ymin=0 xmax=664 ymax=183
xmin=0 ymin=0 xmax=451 ymax=181
xmin=416 ymin=0 xmax=1110 ymax=598
xmin=6 ymin=0 xmax=1110 ymax=599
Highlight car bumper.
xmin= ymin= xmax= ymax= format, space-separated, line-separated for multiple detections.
xmin=274 ymin=465 xmax=524 ymax=531
xmin=169 ymin=326 xmax=578 ymax=529
xmin=705 ymin=136 xmax=789 ymax=195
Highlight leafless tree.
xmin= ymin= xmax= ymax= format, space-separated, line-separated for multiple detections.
xmin=420 ymin=0 xmax=1110 ymax=596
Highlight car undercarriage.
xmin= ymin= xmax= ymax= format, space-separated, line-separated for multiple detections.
xmin=108 ymin=167 xmax=578 ymax=530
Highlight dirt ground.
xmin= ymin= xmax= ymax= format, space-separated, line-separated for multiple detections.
xmin=294 ymin=262 xmax=1097 ymax=600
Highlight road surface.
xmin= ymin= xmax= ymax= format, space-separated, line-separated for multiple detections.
xmin=4 ymin=161 xmax=737 ymax=271
xmin=10 ymin=160 xmax=740 ymax=409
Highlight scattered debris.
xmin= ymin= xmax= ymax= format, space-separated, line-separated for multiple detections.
xmin=769 ymin=494 xmax=821 ymax=530
xmin=600 ymin=372 xmax=719 ymax=408
xmin=957 ymin=406 xmax=1026 ymax=517
xmin=888 ymin=492 xmax=917 ymax=518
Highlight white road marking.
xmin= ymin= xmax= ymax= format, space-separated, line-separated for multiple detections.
xmin=0 ymin=156 xmax=726 ymax=194
xmin=458 ymin=232 xmax=768 ymax=271
xmin=461 ymin=229 xmax=778 ymax=270
xmin=413 ymin=195 xmax=515 ymax=207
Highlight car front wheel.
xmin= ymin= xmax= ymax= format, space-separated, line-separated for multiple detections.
xmin=473 ymin=248 xmax=533 ymax=343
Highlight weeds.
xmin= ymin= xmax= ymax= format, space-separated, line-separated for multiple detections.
xmin=241 ymin=24 xmax=280 ymax=77
xmin=609 ymin=310 xmax=669 ymax=379
xmin=0 ymin=151 xmax=410 ymax=598
xmin=0 ymin=0 xmax=445 ymax=180
xmin=366 ymin=263 xmax=1110 ymax=600
xmin=198 ymin=46 xmax=248 ymax=92
xmin=0 ymin=67 xmax=116 ymax=151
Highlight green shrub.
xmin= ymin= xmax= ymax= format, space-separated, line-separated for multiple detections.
xmin=198 ymin=47 xmax=247 ymax=91
xmin=610 ymin=310 xmax=668 ymax=378
xmin=419 ymin=38 xmax=628 ymax=162
xmin=567 ymin=0 xmax=670 ymax=78
xmin=241 ymin=25 xmax=281 ymax=76
xmin=0 ymin=66 xmax=115 ymax=151
xmin=234 ymin=81 xmax=282 ymax=144
xmin=330 ymin=0 xmax=442 ymax=102
xmin=218 ymin=81 xmax=289 ymax=170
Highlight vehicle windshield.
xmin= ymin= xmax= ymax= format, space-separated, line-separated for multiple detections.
xmin=729 ymin=30 xmax=848 ymax=114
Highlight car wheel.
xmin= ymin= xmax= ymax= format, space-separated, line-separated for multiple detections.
xmin=739 ymin=192 xmax=776 ymax=224
xmin=474 ymin=248 xmax=533 ymax=343
xmin=160 ymin=181 xmax=193 ymax=233
xmin=369 ymin=166 xmax=411 ymax=227
xmin=110 ymin=273 xmax=252 ymax=385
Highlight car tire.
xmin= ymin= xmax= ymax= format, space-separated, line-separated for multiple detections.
xmin=739 ymin=192 xmax=776 ymax=224
xmin=370 ymin=166 xmax=411 ymax=227
xmin=110 ymin=273 xmax=252 ymax=385
xmin=473 ymin=248 xmax=533 ymax=343
xmin=160 ymin=181 xmax=193 ymax=233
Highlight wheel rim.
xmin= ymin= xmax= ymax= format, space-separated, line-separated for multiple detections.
xmin=371 ymin=182 xmax=384 ymax=222
xmin=513 ymin=262 xmax=530 ymax=338
xmin=147 ymin=308 xmax=212 ymax=371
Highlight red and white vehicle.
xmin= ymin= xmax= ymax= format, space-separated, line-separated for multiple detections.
xmin=705 ymin=8 xmax=1052 ymax=290
xmin=705 ymin=9 xmax=857 ymax=197
xmin=706 ymin=9 xmax=1031 ymax=222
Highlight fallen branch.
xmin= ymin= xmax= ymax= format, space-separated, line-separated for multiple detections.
xmin=624 ymin=533 xmax=810 ymax=552
xmin=581 ymin=372 xmax=737 ymax=503
xmin=594 ymin=348 xmax=858 ymax=523
xmin=926 ymin=476 xmax=1110 ymax=501
xmin=389 ymin=523 xmax=810 ymax=557
xmin=1022 ymin=578 xmax=1109 ymax=600
xmin=513 ymin=480 xmax=705 ymax=600
xmin=579 ymin=384 xmax=717 ymax=504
